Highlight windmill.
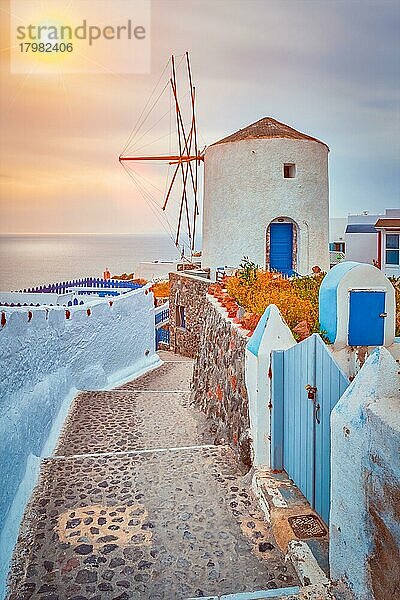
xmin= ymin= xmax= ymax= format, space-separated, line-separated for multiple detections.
xmin=119 ymin=52 xmax=204 ymax=257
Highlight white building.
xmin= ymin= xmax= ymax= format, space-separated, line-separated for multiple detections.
xmin=345 ymin=212 xmax=381 ymax=265
xmin=329 ymin=217 xmax=347 ymax=267
xmin=329 ymin=218 xmax=347 ymax=253
xmin=375 ymin=209 xmax=400 ymax=277
xmin=345 ymin=209 xmax=400 ymax=278
xmin=201 ymin=117 xmax=330 ymax=276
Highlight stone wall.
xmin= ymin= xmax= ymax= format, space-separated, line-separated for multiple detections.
xmin=169 ymin=272 xmax=210 ymax=358
xmin=191 ymin=295 xmax=251 ymax=467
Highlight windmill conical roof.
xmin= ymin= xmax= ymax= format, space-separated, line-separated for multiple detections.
xmin=212 ymin=117 xmax=328 ymax=149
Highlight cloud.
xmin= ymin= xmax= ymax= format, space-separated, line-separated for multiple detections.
xmin=0 ymin=0 xmax=399 ymax=233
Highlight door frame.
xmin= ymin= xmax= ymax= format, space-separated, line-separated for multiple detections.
xmin=266 ymin=217 xmax=298 ymax=272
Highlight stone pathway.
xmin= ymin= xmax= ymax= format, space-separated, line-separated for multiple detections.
xmin=7 ymin=351 xmax=299 ymax=599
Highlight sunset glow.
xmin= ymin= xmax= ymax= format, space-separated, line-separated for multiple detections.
xmin=0 ymin=0 xmax=399 ymax=234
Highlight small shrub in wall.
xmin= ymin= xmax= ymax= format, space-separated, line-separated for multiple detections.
xmin=225 ymin=264 xmax=325 ymax=340
xmin=151 ymin=280 xmax=170 ymax=299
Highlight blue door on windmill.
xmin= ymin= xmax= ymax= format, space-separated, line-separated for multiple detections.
xmin=270 ymin=223 xmax=293 ymax=274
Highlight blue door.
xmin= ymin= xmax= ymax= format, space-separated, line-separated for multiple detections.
xmin=270 ymin=223 xmax=293 ymax=274
xmin=348 ymin=291 xmax=385 ymax=346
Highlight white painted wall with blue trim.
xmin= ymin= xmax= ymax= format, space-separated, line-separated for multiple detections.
xmin=319 ymin=262 xmax=395 ymax=349
xmin=0 ymin=286 xmax=159 ymax=598
xmin=330 ymin=347 xmax=400 ymax=599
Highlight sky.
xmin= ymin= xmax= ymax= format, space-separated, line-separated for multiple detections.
xmin=0 ymin=0 xmax=399 ymax=236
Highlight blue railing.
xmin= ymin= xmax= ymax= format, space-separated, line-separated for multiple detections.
xmin=17 ymin=278 xmax=143 ymax=294
xmin=155 ymin=307 xmax=170 ymax=326
xmin=156 ymin=327 xmax=170 ymax=347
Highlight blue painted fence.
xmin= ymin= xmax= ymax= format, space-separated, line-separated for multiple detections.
xmin=17 ymin=278 xmax=143 ymax=294
xmin=271 ymin=334 xmax=349 ymax=524
xmin=156 ymin=327 xmax=170 ymax=347
xmin=155 ymin=307 xmax=170 ymax=326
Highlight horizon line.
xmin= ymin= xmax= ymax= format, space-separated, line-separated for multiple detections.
xmin=0 ymin=232 xmax=180 ymax=237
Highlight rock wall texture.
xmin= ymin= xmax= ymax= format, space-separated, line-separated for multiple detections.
xmin=169 ymin=272 xmax=210 ymax=358
xmin=191 ymin=296 xmax=251 ymax=468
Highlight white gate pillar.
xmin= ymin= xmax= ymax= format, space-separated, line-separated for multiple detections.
xmin=245 ymin=304 xmax=296 ymax=468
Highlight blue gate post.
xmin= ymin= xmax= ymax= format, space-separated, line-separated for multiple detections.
xmin=271 ymin=351 xmax=284 ymax=470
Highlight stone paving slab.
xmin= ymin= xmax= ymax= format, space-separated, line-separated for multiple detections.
xmin=157 ymin=351 xmax=193 ymax=363
xmin=116 ymin=361 xmax=193 ymax=392
xmin=8 ymin=446 xmax=298 ymax=600
xmin=55 ymin=390 xmax=213 ymax=456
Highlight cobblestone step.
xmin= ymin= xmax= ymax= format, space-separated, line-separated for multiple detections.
xmin=8 ymin=446 xmax=300 ymax=599
xmin=117 ymin=360 xmax=194 ymax=391
xmin=55 ymin=388 xmax=212 ymax=456
xmin=7 ymin=353 xmax=301 ymax=599
xmin=187 ymin=585 xmax=302 ymax=598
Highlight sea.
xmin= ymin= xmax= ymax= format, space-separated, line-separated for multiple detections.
xmin=0 ymin=234 xmax=181 ymax=291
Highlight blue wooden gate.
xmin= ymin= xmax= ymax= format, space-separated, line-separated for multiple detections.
xmin=270 ymin=223 xmax=293 ymax=274
xmin=271 ymin=334 xmax=349 ymax=523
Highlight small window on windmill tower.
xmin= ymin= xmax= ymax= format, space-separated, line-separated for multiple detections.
xmin=283 ymin=163 xmax=296 ymax=178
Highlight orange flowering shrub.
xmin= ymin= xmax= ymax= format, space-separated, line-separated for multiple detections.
xmin=133 ymin=278 xmax=148 ymax=285
xmin=225 ymin=269 xmax=323 ymax=337
xmin=240 ymin=312 xmax=261 ymax=331
xmin=112 ymin=273 xmax=135 ymax=280
xmin=151 ymin=280 xmax=170 ymax=299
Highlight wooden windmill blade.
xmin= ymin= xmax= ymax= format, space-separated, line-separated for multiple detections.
xmin=119 ymin=52 xmax=204 ymax=256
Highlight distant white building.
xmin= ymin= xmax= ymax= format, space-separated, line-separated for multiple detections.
xmin=329 ymin=218 xmax=347 ymax=266
xmin=375 ymin=209 xmax=400 ymax=278
xmin=329 ymin=218 xmax=346 ymax=253
xmin=345 ymin=212 xmax=382 ymax=265
xmin=201 ymin=117 xmax=330 ymax=276
xmin=344 ymin=209 xmax=400 ymax=278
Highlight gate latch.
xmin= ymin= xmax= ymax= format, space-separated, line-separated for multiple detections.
xmin=305 ymin=384 xmax=317 ymax=400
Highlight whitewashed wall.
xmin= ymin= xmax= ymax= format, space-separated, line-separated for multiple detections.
xmin=202 ymin=138 xmax=329 ymax=275
xmin=330 ymin=347 xmax=400 ymax=600
xmin=0 ymin=291 xmax=75 ymax=306
xmin=0 ymin=286 xmax=159 ymax=597
xmin=245 ymin=304 xmax=296 ymax=467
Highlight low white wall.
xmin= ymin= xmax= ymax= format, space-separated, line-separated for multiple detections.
xmin=0 ymin=286 xmax=158 ymax=597
xmin=245 ymin=304 xmax=296 ymax=467
xmin=0 ymin=291 xmax=75 ymax=306
xmin=330 ymin=347 xmax=400 ymax=599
